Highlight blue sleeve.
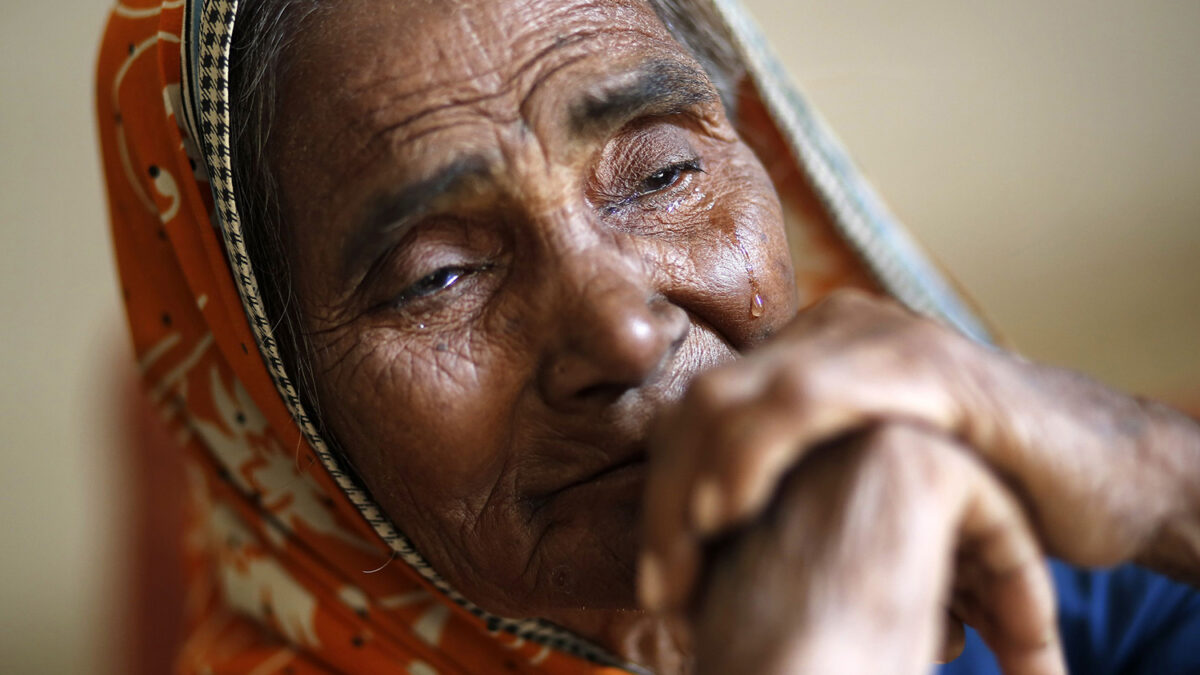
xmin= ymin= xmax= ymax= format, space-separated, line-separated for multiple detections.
xmin=937 ymin=560 xmax=1200 ymax=675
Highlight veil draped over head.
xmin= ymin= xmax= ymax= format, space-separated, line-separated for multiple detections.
xmin=97 ymin=0 xmax=989 ymax=672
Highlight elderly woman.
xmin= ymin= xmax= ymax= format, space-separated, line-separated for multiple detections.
xmin=97 ymin=0 xmax=1200 ymax=673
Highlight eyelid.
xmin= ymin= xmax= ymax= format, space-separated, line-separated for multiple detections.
xmin=384 ymin=260 xmax=499 ymax=314
xmin=354 ymin=212 xmax=503 ymax=301
xmin=599 ymin=156 xmax=702 ymax=216
xmin=394 ymin=266 xmax=467 ymax=305
xmin=634 ymin=157 xmax=703 ymax=195
xmin=590 ymin=116 xmax=703 ymax=197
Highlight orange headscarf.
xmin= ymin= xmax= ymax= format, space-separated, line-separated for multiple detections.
xmin=97 ymin=1 xmax=989 ymax=672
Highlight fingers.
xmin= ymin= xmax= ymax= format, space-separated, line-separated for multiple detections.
xmin=937 ymin=611 xmax=966 ymax=664
xmin=946 ymin=450 xmax=1066 ymax=675
xmin=639 ymin=397 xmax=711 ymax=611
xmin=640 ymin=296 xmax=967 ymax=611
xmin=640 ymin=362 xmax=780 ymax=610
xmin=692 ymin=338 xmax=961 ymax=532
xmin=644 ymin=285 xmax=1172 ymax=631
xmin=689 ymin=430 xmax=943 ymax=675
xmin=681 ymin=424 xmax=1064 ymax=675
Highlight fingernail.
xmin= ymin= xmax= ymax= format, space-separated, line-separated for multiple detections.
xmin=638 ymin=552 xmax=665 ymax=611
xmin=691 ymin=478 xmax=723 ymax=533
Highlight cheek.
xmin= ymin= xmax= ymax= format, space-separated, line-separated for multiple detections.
xmin=720 ymin=146 xmax=798 ymax=335
xmin=661 ymin=142 xmax=796 ymax=348
xmin=312 ymin=323 xmax=522 ymax=508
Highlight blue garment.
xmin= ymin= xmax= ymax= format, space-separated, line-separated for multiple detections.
xmin=938 ymin=561 xmax=1200 ymax=674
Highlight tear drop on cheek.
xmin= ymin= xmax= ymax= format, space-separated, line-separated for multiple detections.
xmin=727 ymin=225 xmax=764 ymax=320
xmin=418 ymin=323 xmax=426 ymax=330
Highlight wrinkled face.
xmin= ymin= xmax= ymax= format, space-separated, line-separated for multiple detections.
xmin=271 ymin=0 xmax=796 ymax=623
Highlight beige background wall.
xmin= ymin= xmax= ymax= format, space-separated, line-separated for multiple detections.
xmin=1 ymin=1 xmax=1196 ymax=672
xmin=3 ymin=1 xmax=127 ymax=673
xmin=744 ymin=1 xmax=1200 ymax=397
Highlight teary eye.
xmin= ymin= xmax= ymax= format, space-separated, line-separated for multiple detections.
xmin=636 ymin=158 xmax=702 ymax=197
xmin=394 ymin=266 xmax=467 ymax=306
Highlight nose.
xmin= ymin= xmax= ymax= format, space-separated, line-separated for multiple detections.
xmin=539 ymin=255 xmax=690 ymax=409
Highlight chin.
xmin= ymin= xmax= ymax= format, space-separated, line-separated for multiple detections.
xmin=503 ymin=474 xmax=646 ymax=617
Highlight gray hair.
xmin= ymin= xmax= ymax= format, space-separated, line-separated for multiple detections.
xmin=229 ymin=0 xmax=745 ymax=426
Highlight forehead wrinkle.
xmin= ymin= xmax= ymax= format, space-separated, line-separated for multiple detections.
xmin=514 ymin=25 xmax=686 ymax=120
xmin=335 ymin=24 xmax=665 ymax=184
xmin=347 ymin=26 xmax=608 ymax=160
xmin=335 ymin=118 xmax=489 ymax=202
xmin=339 ymin=4 xmax=570 ymax=111
xmin=351 ymin=91 xmax=516 ymax=170
xmin=300 ymin=1 xmax=700 ymax=219
xmin=330 ymin=40 xmax=561 ymax=177
xmin=320 ymin=76 xmax=502 ymax=176
xmin=315 ymin=49 xmax=505 ymax=176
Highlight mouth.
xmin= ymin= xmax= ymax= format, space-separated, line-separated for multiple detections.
xmin=561 ymin=451 xmax=648 ymax=492
xmin=528 ymin=446 xmax=650 ymax=514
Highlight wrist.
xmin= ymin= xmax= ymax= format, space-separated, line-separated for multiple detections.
xmin=1134 ymin=398 xmax=1200 ymax=585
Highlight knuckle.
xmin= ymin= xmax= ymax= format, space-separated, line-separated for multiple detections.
xmin=826 ymin=287 xmax=875 ymax=308
xmin=802 ymin=289 xmax=919 ymax=345
xmin=814 ymin=287 xmax=879 ymax=318
xmin=858 ymin=424 xmax=957 ymax=486
xmin=767 ymin=364 xmax=814 ymax=409
xmin=706 ymin=410 xmax=765 ymax=470
xmin=815 ymin=288 xmax=933 ymax=333
xmin=867 ymin=423 xmax=916 ymax=447
xmin=902 ymin=312 xmax=949 ymax=346
xmin=685 ymin=368 xmax=737 ymax=411
xmin=861 ymin=425 xmax=920 ymax=460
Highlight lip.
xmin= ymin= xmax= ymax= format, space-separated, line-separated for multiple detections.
xmin=536 ymin=448 xmax=649 ymax=506
xmin=567 ymin=453 xmax=647 ymax=490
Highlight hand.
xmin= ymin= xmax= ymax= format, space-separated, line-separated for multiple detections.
xmin=641 ymin=289 xmax=1200 ymax=615
xmin=687 ymin=425 xmax=1064 ymax=675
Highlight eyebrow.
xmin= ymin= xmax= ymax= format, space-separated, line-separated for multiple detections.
xmin=342 ymin=59 xmax=718 ymax=282
xmin=343 ymin=155 xmax=492 ymax=280
xmin=568 ymin=59 xmax=718 ymax=136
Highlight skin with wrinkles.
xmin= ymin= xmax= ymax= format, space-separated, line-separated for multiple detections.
xmin=642 ymin=290 xmax=1200 ymax=616
xmin=269 ymin=0 xmax=796 ymax=651
xmin=693 ymin=426 xmax=1062 ymax=675
xmin=265 ymin=0 xmax=1200 ymax=671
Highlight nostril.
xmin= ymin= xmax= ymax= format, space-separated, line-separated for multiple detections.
xmin=654 ymin=298 xmax=690 ymax=358
xmin=574 ymin=382 xmax=630 ymax=402
xmin=667 ymin=305 xmax=690 ymax=349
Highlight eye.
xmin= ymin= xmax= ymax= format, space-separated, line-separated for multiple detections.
xmin=636 ymin=159 xmax=703 ymax=197
xmin=394 ymin=266 xmax=470 ymax=306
